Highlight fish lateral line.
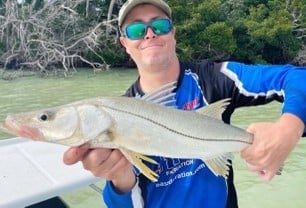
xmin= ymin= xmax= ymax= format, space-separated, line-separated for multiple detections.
xmin=101 ymin=104 xmax=252 ymax=145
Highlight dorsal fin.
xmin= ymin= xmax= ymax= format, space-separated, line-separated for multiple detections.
xmin=196 ymin=98 xmax=231 ymax=120
xmin=141 ymin=81 xmax=177 ymax=107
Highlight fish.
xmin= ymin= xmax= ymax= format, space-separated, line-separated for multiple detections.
xmin=0 ymin=82 xmax=254 ymax=182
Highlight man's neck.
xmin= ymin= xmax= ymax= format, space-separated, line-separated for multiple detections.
xmin=138 ymin=58 xmax=180 ymax=93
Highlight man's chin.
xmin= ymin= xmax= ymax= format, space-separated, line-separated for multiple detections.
xmin=143 ymin=56 xmax=168 ymax=66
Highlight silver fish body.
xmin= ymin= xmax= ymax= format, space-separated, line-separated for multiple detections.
xmin=92 ymin=96 xmax=252 ymax=159
xmin=0 ymin=82 xmax=253 ymax=181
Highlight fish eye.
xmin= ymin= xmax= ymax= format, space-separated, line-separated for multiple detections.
xmin=39 ymin=112 xmax=50 ymax=121
xmin=39 ymin=114 xmax=49 ymax=121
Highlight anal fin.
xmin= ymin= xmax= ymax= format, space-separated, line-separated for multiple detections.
xmin=203 ymin=153 xmax=233 ymax=178
xmin=120 ymin=148 xmax=159 ymax=182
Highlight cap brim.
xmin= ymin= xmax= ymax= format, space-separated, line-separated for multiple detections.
xmin=118 ymin=0 xmax=171 ymax=26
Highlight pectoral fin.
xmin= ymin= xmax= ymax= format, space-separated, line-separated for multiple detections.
xmin=120 ymin=148 xmax=159 ymax=182
xmin=203 ymin=153 xmax=233 ymax=178
xmin=141 ymin=81 xmax=177 ymax=107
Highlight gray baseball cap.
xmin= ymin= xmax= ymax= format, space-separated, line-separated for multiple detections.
xmin=118 ymin=0 xmax=172 ymax=27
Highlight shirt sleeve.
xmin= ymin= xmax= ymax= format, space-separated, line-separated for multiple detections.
xmin=222 ymin=61 xmax=306 ymax=135
xmin=102 ymin=181 xmax=134 ymax=208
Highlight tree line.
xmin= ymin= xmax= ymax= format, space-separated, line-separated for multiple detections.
xmin=0 ymin=0 xmax=305 ymax=75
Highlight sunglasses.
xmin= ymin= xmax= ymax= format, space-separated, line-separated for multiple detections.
xmin=122 ymin=18 xmax=173 ymax=40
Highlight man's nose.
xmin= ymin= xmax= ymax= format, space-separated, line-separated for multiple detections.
xmin=144 ymin=27 xmax=156 ymax=39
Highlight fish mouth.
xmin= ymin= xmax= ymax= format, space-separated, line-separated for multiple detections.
xmin=0 ymin=122 xmax=16 ymax=135
xmin=0 ymin=121 xmax=43 ymax=140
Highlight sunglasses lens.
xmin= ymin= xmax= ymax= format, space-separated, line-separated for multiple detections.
xmin=151 ymin=19 xmax=172 ymax=35
xmin=124 ymin=19 xmax=172 ymax=40
xmin=125 ymin=22 xmax=146 ymax=40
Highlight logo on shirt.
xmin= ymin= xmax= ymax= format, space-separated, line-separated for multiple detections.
xmin=182 ymin=97 xmax=200 ymax=110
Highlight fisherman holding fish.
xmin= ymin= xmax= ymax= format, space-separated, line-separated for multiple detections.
xmin=48 ymin=0 xmax=306 ymax=207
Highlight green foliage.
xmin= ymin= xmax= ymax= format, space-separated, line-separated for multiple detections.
xmin=172 ymin=0 xmax=231 ymax=60
xmin=168 ymin=0 xmax=305 ymax=64
xmin=240 ymin=3 xmax=300 ymax=63
xmin=201 ymin=22 xmax=236 ymax=55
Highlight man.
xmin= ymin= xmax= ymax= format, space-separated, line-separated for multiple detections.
xmin=63 ymin=0 xmax=306 ymax=207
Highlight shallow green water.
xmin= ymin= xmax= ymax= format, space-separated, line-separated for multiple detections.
xmin=0 ymin=69 xmax=305 ymax=207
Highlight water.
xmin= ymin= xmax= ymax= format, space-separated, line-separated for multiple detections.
xmin=0 ymin=69 xmax=305 ymax=207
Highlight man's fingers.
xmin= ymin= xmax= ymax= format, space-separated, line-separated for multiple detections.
xmin=82 ymin=148 xmax=113 ymax=171
xmin=246 ymin=162 xmax=279 ymax=181
xmin=63 ymin=145 xmax=90 ymax=165
xmin=246 ymin=162 xmax=259 ymax=172
xmin=256 ymin=170 xmax=276 ymax=181
xmin=240 ymin=148 xmax=251 ymax=161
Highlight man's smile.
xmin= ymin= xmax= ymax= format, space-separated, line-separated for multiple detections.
xmin=140 ymin=43 xmax=163 ymax=50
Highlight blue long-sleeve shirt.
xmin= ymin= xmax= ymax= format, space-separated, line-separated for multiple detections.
xmin=103 ymin=60 xmax=306 ymax=208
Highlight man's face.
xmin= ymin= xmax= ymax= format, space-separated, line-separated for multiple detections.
xmin=120 ymin=4 xmax=176 ymax=68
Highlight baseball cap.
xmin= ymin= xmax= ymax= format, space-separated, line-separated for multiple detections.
xmin=118 ymin=0 xmax=172 ymax=27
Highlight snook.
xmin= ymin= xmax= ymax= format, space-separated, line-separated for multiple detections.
xmin=0 ymin=82 xmax=253 ymax=181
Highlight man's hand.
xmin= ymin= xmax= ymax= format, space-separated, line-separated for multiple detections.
xmin=63 ymin=146 xmax=136 ymax=193
xmin=240 ymin=113 xmax=304 ymax=181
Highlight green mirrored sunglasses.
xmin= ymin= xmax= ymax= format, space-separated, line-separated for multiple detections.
xmin=123 ymin=18 xmax=173 ymax=40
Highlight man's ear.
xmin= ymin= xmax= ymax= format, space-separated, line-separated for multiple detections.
xmin=119 ymin=36 xmax=127 ymax=48
xmin=119 ymin=36 xmax=131 ymax=55
xmin=172 ymin=27 xmax=176 ymax=37
xmin=171 ymin=27 xmax=176 ymax=45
